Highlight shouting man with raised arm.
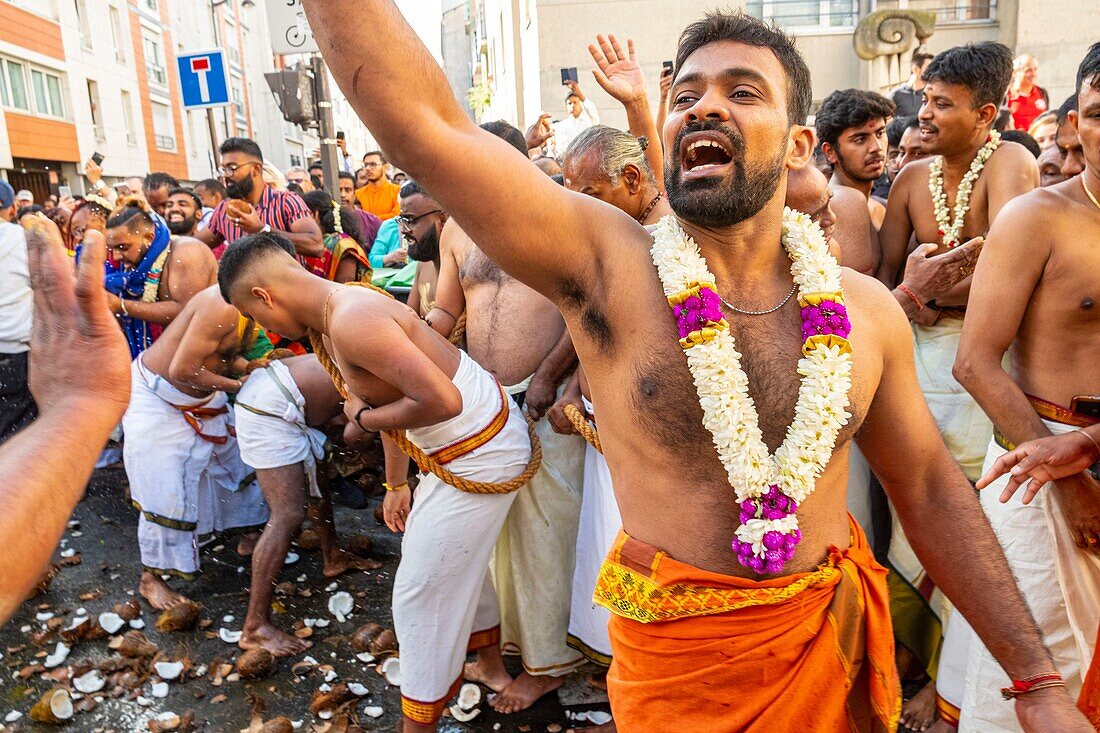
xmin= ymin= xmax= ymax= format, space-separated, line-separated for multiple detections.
xmin=305 ymin=4 xmax=1090 ymax=731
xmin=951 ymin=44 xmax=1100 ymax=732
xmin=217 ymin=232 xmax=535 ymax=732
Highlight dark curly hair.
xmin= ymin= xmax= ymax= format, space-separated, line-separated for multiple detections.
xmin=815 ymin=89 xmax=895 ymax=148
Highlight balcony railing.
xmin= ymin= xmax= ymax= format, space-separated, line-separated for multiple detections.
xmin=871 ymin=0 xmax=997 ymax=23
xmin=154 ymin=134 xmax=175 ymax=151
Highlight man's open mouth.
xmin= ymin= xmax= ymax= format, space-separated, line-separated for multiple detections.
xmin=681 ymin=133 xmax=735 ymax=176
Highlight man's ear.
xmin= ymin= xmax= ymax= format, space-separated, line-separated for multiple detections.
xmin=250 ymin=287 xmax=273 ymax=308
xmin=976 ymin=102 xmax=999 ymax=130
xmin=622 ymin=164 xmax=643 ymax=194
xmin=788 ymin=125 xmax=816 ymax=170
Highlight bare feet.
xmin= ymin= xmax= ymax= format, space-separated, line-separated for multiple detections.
xmin=585 ymin=672 xmax=608 ymax=691
xmin=139 ymin=572 xmax=189 ymax=611
xmin=322 ymin=548 xmax=382 ymax=578
xmin=236 ymin=532 xmax=259 ymax=557
xmin=491 ymin=672 xmax=564 ymax=714
xmin=463 ymin=649 xmax=513 ymax=693
xmin=239 ymin=621 xmax=312 ymax=657
xmin=900 ymin=679 xmax=938 ymax=731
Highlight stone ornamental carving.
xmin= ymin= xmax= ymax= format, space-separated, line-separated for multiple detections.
xmin=853 ymin=9 xmax=937 ymax=61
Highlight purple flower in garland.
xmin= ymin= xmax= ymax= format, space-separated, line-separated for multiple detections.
xmin=800 ymin=300 xmax=851 ymax=341
xmin=675 ymin=286 xmax=725 ymax=339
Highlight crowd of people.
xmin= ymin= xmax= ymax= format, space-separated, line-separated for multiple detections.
xmin=2 ymin=3 xmax=1100 ymax=732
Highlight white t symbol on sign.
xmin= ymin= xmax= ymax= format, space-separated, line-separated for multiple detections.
xmin=190 ymin=57 xmax=212 ymax=103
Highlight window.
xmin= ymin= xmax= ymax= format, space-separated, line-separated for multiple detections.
xmin=142 ymin=0 xmax=157 ymax=11
xmin=4 ymin=60 xmax=29 ymax=110
xmin=121 ymin=90 xmax=137 ymax=145
xmin=144 ymin=36 xmax=166 ymax=86
xmin=152 ymin=102 xmax=174 ymax=150
xmin=31 ymin=70 xmax=64 ymax=117
xmin=109 ymin=7 xmax=126 ymax=62
xmin=87 ymin=80 xmax=104 ymax=140
xmin=74 ymin=0 xmax=93 ymax=49
xmin=746 ymin=0 xmax=857 ymax=29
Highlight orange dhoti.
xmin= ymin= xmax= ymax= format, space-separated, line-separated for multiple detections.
xmin=594 ymin=516 xmax=900 ymax=732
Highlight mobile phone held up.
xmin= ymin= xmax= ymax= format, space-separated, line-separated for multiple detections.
xmin=561 ymin=67 xmax=579 ymax=86
xmin=663 ymin=60 xmax=674 ymax=72
xmin=58 ymin=185 xmax=72 ymax=199
xmin=91 ymin=151 xmax=105 ymax=166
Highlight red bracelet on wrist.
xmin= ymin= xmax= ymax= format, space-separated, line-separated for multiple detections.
xmin=897 ymin=284 xmax=925 ymax=311
xmin=1000 ymin=672 xmax=1065 ymax=700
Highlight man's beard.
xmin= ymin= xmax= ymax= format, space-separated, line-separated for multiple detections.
xmin=665 ymin=121 xmax=785 ymax=228
xmin=226 ymin=175 xmax=255 ymax=200
xmin=167 ymin=215 xmax=197 ymax=236
xmin=408 ymin=226 xmax=440 ymax=262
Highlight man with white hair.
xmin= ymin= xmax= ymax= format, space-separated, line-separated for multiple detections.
xmin=562 ymin=125 xmax=671 ymax=226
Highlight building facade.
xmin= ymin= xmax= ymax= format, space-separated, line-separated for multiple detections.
xmin=0 ymin=0 xmax=375 ymax=202
xmin=448 ymin=0 xmax=1100 ymax=133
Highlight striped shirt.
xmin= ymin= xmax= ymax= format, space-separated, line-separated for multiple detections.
xmin=209 ymin=185 xmax=312 ymax=245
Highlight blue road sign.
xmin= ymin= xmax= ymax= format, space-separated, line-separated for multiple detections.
xmin=177 ymin=49 xmax=231 ymax=110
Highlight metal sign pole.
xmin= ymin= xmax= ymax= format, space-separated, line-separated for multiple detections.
xmin=312 ymin=54 xmax=340 ymax=199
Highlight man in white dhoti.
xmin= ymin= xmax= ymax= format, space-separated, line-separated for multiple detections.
xmin=876 ymin=42 xmax=1040 ymax=730
xmin=235 ymin=353 xmax=381 ymax=657
xmin=218 ymin=231 xmax=537 ymax=732
xmin=122 ymin=285 xmax=269 ymax=610
xmin=425 ymin=123 xmax=587 ymax=714
xmin=951 ymin=44 xmax=1100 ymax=733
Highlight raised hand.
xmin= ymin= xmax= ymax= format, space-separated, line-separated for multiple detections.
xmin=524 ymin=113 xmax=555 ymax=151
xmin=24 ymin=218 xmax=130 ymax=418
xmin=588 ymin=34 xmax=647 ymax=104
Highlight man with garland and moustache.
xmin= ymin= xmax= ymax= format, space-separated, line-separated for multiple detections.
xmin=875 ymin=42 xmax=1040 ymax=731
xmin=950 ymin=44 xmax=1100 ymax=732
xmin=305 ymin=3 xmax=1091 ymax=731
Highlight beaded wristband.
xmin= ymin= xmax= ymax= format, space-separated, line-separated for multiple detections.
xmin=383 ymin=482 xmax=409 ymax=493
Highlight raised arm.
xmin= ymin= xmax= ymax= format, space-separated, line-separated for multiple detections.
xmin=302 ymin=0 xmax=633 ymax=299
xmin=588 ymin=35 xmax=665 ymax=189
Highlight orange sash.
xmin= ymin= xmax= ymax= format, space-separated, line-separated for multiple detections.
xmin=424 ymin=384 xmax=509 ymax=465
xmin=596 ymin=517 xmax=900 ymax=732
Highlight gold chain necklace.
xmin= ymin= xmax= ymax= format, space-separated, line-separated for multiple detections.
xmin=1082 ymin=175 xmax=1100 ymax=212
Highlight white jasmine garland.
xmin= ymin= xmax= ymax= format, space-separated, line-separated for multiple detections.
xmin=650 ymin=209 xmax=853 ymax=561
xmin=929 ymin=130 xmax=1001 ymax=248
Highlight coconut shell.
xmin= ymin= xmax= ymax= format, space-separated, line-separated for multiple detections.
xmin=347 ymin=535 xmax=373 ymax=557
xmin=236 ymin=648 xmax=276 ymax=680
xmin=155 ymin=600 xmax=201 ymax=632
xmin=309 ymin=682 xmax=356 ymax=715
xmin=26 ymin=563 xmax=60 ymax=600
xmin=61 ymin=617 xmax=107 ymax=644
xmin=259 ymin=718 xmax=295 ymax=733
xmin=369 ymin=628 xmax=398 ymax=656
xmin=295 ymin=528 xmax=321 ymax=551
xmin=29 ymin=687 xmax=72 ymax=724
xmin=114 ymin=598 xmax=142 ymax=621
xmin=226 ymin=199 xmax=254 ymax=219
xmin=349 ymin=623 xmax=383 ymax=653
xmin=116 ymin=630 xmax=159 ymax=659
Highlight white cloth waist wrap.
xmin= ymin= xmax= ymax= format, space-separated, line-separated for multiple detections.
xmin=235 ymin=359 xmax=327 ymax=498
xmin=957 ymin=419 xmax=1100 ymax=732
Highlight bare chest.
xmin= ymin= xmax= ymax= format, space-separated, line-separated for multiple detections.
xmin=909 ymin=169 xmax=992 ymax=252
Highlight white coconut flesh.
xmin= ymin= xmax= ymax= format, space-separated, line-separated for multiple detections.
xmin=327 ymin=592 xmax=354 ymax=623
xmin=449 ymin=705 xmax=480 ymax=722
xmin=48 ymin=689 xmax=74 ymax=720
xmin=380 ymin=657 xmax=401 ymax=686
xmin=73 ymin=670 xmax=106 ymax=694
xmin=154 ymin=661 xmax=184 ymax=680
xmin=456 ymin=683 xmax=481 ymax=711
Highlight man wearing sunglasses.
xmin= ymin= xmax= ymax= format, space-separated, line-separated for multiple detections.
xmin=398 ymin=180 xmax=448 ymax=318
xmin=198 ymin=138 xmax=324 ymax=268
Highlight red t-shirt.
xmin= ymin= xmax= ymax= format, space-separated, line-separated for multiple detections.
xmin=1008 ymin=85 xmax=1048 ymax=131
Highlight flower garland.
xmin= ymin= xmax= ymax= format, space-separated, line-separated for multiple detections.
xmin=928 ymin=130 xmax=1000 ymax=248
xmin=650 ymin=209 xmax=853 ymax=574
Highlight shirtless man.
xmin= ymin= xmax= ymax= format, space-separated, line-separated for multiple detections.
xmin=235 ymin=353 xmax=381 ymax=656
xmin=876 ymin=41 xmax=1039 ymax=730
xmin=399 ymin=180 xmax=448 ymax=318
xmin=952 ymin=45 xmax=1100 ymax=731
xmin=218 ymin=232 xmax=534 ymax=732
xmin=1056 ymin=95 xmax=1086 ymax=179
xmin=307 ymin=3 xmax=1090 ymax=730
xmin=816 ymin=88 xmax=894 ymax=229
xmin=122 ymin=285 xmax=269 ymax=609
xmin=562 ymin=124 xmax=672 ymax=225
xmin=426 ymin=121 xmax=587 ymax=713
xmin=104 ymin=198 xmax=218 ymax=357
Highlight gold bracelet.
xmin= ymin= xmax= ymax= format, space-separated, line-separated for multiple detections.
xmin=1075 ymin=428 xmax=1100 ymax=459
xmin=383 ymin=482 xmax=409 ymax=492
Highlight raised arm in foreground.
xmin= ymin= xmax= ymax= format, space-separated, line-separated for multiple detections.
xmin=302 ymin=0 xmax=633 ymax=298
xmin=0 ymin=222 xmax=130 ymax=623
